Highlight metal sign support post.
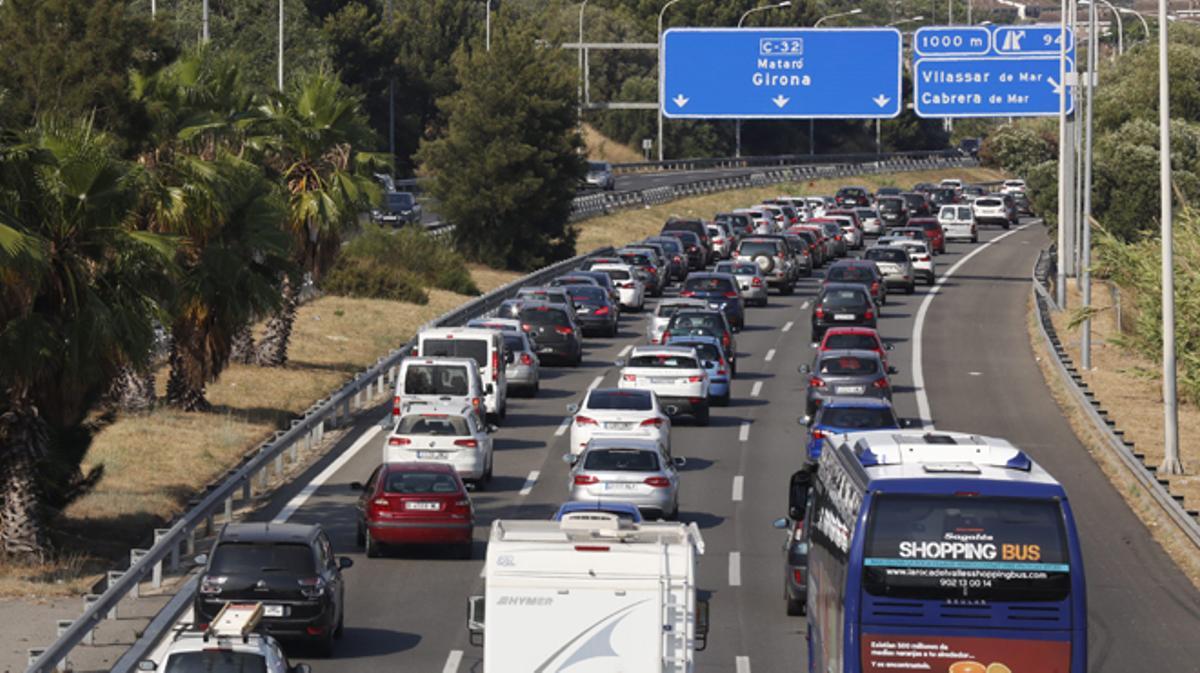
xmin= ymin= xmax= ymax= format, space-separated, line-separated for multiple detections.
xmin=1159 ymin=0 xmax=1183 ymax=474
xmin=1080 ymin=0 xmax=1096 ymax=370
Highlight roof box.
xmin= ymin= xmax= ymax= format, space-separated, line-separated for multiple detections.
xmin=845 ymin=430 xmax=1032 ymax=472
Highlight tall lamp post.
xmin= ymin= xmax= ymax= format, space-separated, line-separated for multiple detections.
xmin=810 ymin=8 xmax=863 ymax=155
xmin=1082 ymin=0 xmax=1123 ymax=56
xmin=1056 ymin=0 xmax=1071 ymax=307
xmin=1120 ymin=6 xmax=1150 ymax=38
xmin=657 ymin=0 xmax=688 ymax=162
xmin=485 ymin=0 xmax=492 ymax=51
xmin=735 ymin=1 xmax=793 ymax=159
xmin=877 ymin=16 xmax=924 ymax=155
xmin=578 ymin=0 xmax=589 ymax=112
xmin=1158 ymin=0 xmax=1182 ymax=474
xmin=277 ymin=0 xmax=285 ymax=91
xmin=1080 ymin=0 xmax=1096 ymax=371
xmin=202 ymin=0 xmax=210 ymax=42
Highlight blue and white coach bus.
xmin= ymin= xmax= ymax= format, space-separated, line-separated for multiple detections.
xmin=791 ymin=431 xmax=1087 ymax=673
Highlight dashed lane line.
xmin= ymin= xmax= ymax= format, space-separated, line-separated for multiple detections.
xmin=588 ymin=375 xmax=604 ymax=391
xmin=618 ymin=344 xmax=632 ymax=358
xmin=442 ymin=650 xmax=463 ymax=673
xmin=800 ymin=300 xmax=811 ymax=310
xmin=519 ymin=470 xmax=540 ymax=496
xmin=782 ymin=321 xmax=794 ymax=332
xmin=765 ymin=348 xmax=776 ymax=362
xmin=736 ymin=656 xmax=752 ymax=673
xmin=554 ymin=418 xmax=571 ymax=436
xmin=738 ymin=421 xmax=750 ymax=442
xmin=732 ymin=475 xmax=744 ymax=502
xmin=729 ymin=552 xmax=742 ymax=586
xmin=751 ymin=381 xmax=763 ymax=398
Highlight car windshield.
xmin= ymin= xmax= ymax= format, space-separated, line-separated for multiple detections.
xmin=668 ymin=313 xmax=722 ymax=332
xmin=569 ymin=286 xmax=607 ymax=303
xmin=519 ymin=307 xmax=569 ymax=326
xmin=209 ymin=542 xmax=314 ymax=575
xmin=825 ymin=334 xmax=880 ymax=352
xmin=684 ymin=277 xmax=734 ymax=293
xmin=587 ymin=389 xmax=652 ymax=411
xmin=583 ymin=449 xmax=660 ymax=472
xmin=818 ymin=356 xmax=879 ymax=376
xmin=383 ymin=471 xmax=460 ymax=494
xmin=866 ymin=248 xmax=909 ymax=264
xmin=739 ymin=241 xmax=778 ymax=257
xmin=827 ymin=266 xmax=873 ymax=282
xmin=818 ymin=406 xmax=897 ymax=429
xmin=404 ymin=365 xmax=469 ymax=396
xmin=421 ymin=339 xmax=487 ymax=368
xmin=877 ymin=198 xmax=903 ymax=212
xmin=628 ymin=353 xmax=700 ymax=369
xmin=821 ymin=289 xmax=870 ymax=309
xmin=164 ymin=652 xmax=268 ymax=673
xmin=386 ymin=192 xmax=414 ymax=208
xmin=395 ymin=414 xmax=469 ymax=436
xmin=588 ymin=162 xmax=608 ymax=172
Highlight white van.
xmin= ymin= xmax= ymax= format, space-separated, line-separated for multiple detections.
xmin=393 ymin=357 xmax=484 ymax=424
xmin=938 ymin=204 xmax=978 ymax=242
xmin=418 ymin=327 xmax=508 ymax=421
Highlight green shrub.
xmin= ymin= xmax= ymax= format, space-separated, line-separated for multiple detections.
xmin=323 ymin=256 xmax=430 ymax=304
xmin=335 ymin=223 xmax=480 ymax=296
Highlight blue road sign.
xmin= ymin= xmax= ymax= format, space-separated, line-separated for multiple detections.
xmin=660 ymin=28 xmax=902 ymax=119
xmin=913 ymin=24 xmax=1076 ymax=118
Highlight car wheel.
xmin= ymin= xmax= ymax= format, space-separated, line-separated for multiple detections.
xmin=532 ymin=381 xmax=540 ymax=396
xmin=334 ymin=609 xmax=345 ymax=639
xmin=906 ymin=282 xmax=915 ymax=295
xmin=695 ymin=403 xmax=710 ymax=426
xmin=781 ymin=283 xmax=795 ymax=296
xmin=315 ymin=631 xmax=336 ymax=658
xmin=458 ymin=542 xmax=473 ymax=560
xmin=365 ymin=532 xmax=381 ymax=558
xmin=786 ymin=597 xmax=806 ymax=617
xmin=355 ymin=521 xmax=365 ymax=547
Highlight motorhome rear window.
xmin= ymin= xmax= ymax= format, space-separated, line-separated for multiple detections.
xmin=405 ymin=365 xmax=469 ymax=395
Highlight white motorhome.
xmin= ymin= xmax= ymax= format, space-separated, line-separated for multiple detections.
xmin=468 ymin=513 xmax=709 ymax=672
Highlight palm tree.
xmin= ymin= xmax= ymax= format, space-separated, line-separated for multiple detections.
xmin=252 ymin=72 xmax=384 ymax=367
xmin=0 ymin=121 xmax=174 ymax=560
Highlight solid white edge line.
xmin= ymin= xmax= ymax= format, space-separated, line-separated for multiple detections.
xmin=736 ymin=656 xmax=752 ymax=673
xmin=729 ymin=551 xmax=742 ymax=586
xmin=738 ymin=421 xmax=751 ymax=442
xmin=273 ymin=423 xmax=383 ymax=523
xmin=618 ymin=344 xmax=633 ymax=357
xmin=782 ymin=321 xmax=794 ymax=332
xmin=442 ymin=649 xmax=464 ymax=673
xmin=750 ymin=381 xmax=763 ymax=398
xmin=765 ymin=348 xmax=776 ymax=362
xmin=732 ymin=475 xmax=744 ymax=502
xmin=588 ymin=375 xmax=605 ymax=391
xmin=519 ymin=470 xmax=540 ymax=496
xmin=912 ymin=224 xmax=1032 ymax=429
xmin=554 ymin=418 xmax=572 ymax=436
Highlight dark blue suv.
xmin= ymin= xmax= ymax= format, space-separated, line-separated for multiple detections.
xmin=679 ymin=272 xmax=745 ymax=331
xmin=802 ymin=397 xmax=901 ymax=463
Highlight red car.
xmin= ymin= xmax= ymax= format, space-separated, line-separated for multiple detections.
xmin=353 ymin=462 xmax=474 ymax=559
xmin=906 ymin=217 xmax=946 ymax=255
xmin=818 ymin=326 xmax=893 ymax=371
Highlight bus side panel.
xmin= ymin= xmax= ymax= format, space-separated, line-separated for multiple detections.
xmin=1060 ymin=499 xmax=1088 ymax=673
xmin=805 ymin=478 xmax=851 ymax=673
xmin=841 ymin=493 xmax=873 ymax=673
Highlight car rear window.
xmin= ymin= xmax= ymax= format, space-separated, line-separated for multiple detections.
xmin=421 ymin=339 xmax=488 ymax=368
xmin=549 ymin=276 xmax=595 ymax=287
xmin=519 ymin=307 xmax=570 ymax=325
xmin=209 ymin=542 xmax=314 ymax=575
xmin=600 ymin=268 xmax=631 ymax=281
xmin=824 ymin=333 xmax=880 ymax=351
xmin=668 ymin=313 xmax=722 ymax=331
xmin=738 ymin=240 xmax=779 ymax=257
xmin=517 ymin=288 xmax=569 ymax=303
xmin=587 ymin=389 xmax=653 ymax=411
xmin=619 ymin=253 xmax=652 ymax=266
xmin=405 ymin=364 xmax=470 ymax=396
xmin=656 ymin=302 xmax=696 ymax=318
xmin=583 ymin=449 xmax=660 ymax=472
xmin=671 ymin=341 xmax=721 ymax=362
xmin=502 ymin=335 xmax=526 ymax=353
xmin=865 ymin=248 xmax=909 ymax=264
xmin=384 ymin=471 xmax=460 ymax=494
xmin=817 ymin=406 xmax=897 ymax=429
xmin=827 ymin=266 xmax=874 ymax=282
xmin=818 ymin=356 xmax=879 ymax=376
xmin=877 ymin=198 xmax=903 ymax=212
xmin=165 ymin=652 xmax=268 ymax=673
xmin=821 ymin=289 xmax=871 ymax=309
xmin=976 ymin=198 xmax=1003 ymax=207
xmin=395 ymin=414 xmax=469 ymax=435
xmin=856 ymin=209 xmax=877 ymax=218
xmin=568 ymin=285 xmax=607 ymax=303
xmin=628 ymin=354 xmax=700 ymax=369
xmin=684 ymin=277 xmax=735 ymax=293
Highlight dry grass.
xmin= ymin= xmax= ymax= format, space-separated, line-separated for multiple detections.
xmin=1 ymin=268 xmax=501 ymax=597
xmin=583 ymin=124 xmax=643 ymax=164
xmin=466 ymin=264 xmax=523 ymax=293
xmin=1048 ymin=279 xmax=1200 ymax=511
xmin=574 ymin=167 xmax=1008 ymax=254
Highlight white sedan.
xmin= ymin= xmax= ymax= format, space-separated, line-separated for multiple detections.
xmin=590 ymin=262 xmax=645 ymax=311
xmin=386 ymin=405 xmax=495 ymax=485
xmin=617 ymin=345 xmax=710 ymax=426
xmin=566 ymin=388 xmax=671 ymax=456
xmin=880 ymin=237 xmax=936 ymax=286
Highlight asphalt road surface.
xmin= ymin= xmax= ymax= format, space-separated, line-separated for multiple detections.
xmin=186 ymin=218 xmax=1200 ymax=672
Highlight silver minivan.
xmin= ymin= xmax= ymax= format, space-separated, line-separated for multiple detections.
xmin=564 ymin=438 xmax=685 ymax=520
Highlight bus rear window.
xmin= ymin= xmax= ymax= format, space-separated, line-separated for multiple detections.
xmin=863 ymin=495 xmax=1070 ymax=602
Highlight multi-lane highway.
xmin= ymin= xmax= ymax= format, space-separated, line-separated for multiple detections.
xmin=200 ymin=216 xmax=1200 ymax=672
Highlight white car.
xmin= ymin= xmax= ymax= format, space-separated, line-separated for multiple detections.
xmin=590 ymin=262 xmax=645 ymax=311
xmin=144 ymin=603 xmax=310 ymax=673
xmin=706 ymin=223 xmax=733 ymax=260
xmin=733 ymin=207 xmax=773 ymax=233
xmin=881 ymin=238 xmax=936 ymax=286
xmin=617 ymin=346 xmax=710 ymax=425
xmin=855 ymin=208 xmax=883 ymax=236
xmin=805 ymin=196 xmax=828 ymax=218
xmin=1002 ymin=179 xmax=1026 ymax=194
xmin=939 ymin=178 xmax=963 ymax=192
xmin=566 ymin=387 xmax=671 ymax=456
xmin=827 ymin=215 xmax=863 ymax=250
xmin=646 ymin=298 xmax=707 ymax=344
xmin=938 ymin=204 xmax=977 ymax=242
xmin=386 ymin=405 xmax=495 ymax=485
xmin=971 ymin=195 xmax=1013 ymax=229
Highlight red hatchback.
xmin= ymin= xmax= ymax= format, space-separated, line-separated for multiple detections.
xmin=818 ymin=326 xmax=893 ymax=370
xmin=353 ymin=462 xmax=474 ymax=559
xmin=906 ymin=217 xmax=946 ymax=254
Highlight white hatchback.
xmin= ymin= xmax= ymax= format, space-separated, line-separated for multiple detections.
xmin=386 ymin=405 xmax=495 ymax=485
xmin=646 ymin=298 xmax=708 ymax=344
xmin=881 ymin=238 xmax=936 ymax=286
xmin=566 ymin=388 xmax=671 ymax=456
xmin=590 ymin=262 xmax=645 ymax=311
xmin=938 ymin=204 xmax=977 ymax=242
xmin=618 ymin=346 xmax=710 ymax=425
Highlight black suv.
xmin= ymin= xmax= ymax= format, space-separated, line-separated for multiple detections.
xmin=811 ymin=283 xmax=877 ymax=342
xmin=518 ymin=301 xmax=583 ymax=366
xmin=661 ymin=230 xmax=707 ymax=271
xmin=876 ymin=196 xmax=908 ymax=229
xmin=195 ymin=523 xmax=352 ymax=656
xmin=824 ymin=260 xmax=887 ymax=306
xmin=661 ymin=218 xmax=713 ymax=265
xmin=835 ymin=186 xmax=870 ymax=208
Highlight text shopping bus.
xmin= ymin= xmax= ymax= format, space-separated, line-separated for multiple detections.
xmin=793 ymin=431 xmax=1086 ymax=673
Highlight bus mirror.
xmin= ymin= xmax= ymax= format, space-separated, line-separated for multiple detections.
xmin=467 ymin=595 xmax=485 ymax=646
xmin=694 ymin=599 xmax=710 ymax=651
xmin=788 ymin=470 xmax=812 ymax=521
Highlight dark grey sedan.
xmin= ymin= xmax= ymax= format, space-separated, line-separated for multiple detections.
xmin=798 ymin=349 xmax=894 ymax=418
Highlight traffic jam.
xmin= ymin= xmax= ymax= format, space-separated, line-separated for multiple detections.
xmin=154 ymin=178 xmax=1089 ymax=673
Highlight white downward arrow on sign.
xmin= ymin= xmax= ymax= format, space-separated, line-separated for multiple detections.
xmin=873 ymin=94 xmax=891 ymax=108
xmin=772 ymin=95 xmax=790 ymax=108
xmin=673 ymin=94 xmax=690 ymax=108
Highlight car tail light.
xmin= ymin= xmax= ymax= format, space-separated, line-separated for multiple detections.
xmin=680 ymin=290 xmax=695 ymax=297
xmin=873 ymin=377 xmax=890 ymax=390
xmin=660 ymin=330 xmax=670 ymax=341
xmin=372 ymin=497 xmax=390 ymax=507
xmin=809 ymin=376 xmax=826 ymax=388
xmin=644 ymin=477 xmax=671 ymax=488
xmin=575 ymin=415 xmax=598 ymax=426
xmin=392 ymin=395 xmax=402 ymax=418
xmin=752 ymin=277 xmax=763 ymax=287
xmin=674 ymin=255 xmax=683 ymax=263
xmin=640 ymin=417 xmax=664 ymax=427
xmin=917 ymin=255 xmax=931 ymax=262
xmin=199 ymin=575 xmax=226 ymax=595
xmin=555 ymin=326 xmax=574 ymax=336
xmin=723 ymin=291 xmax=738 ymax=298
xmin=491 ymin=351 xmax=499 ymax=381
xmin=521 ymin=323 xmax=532 ymax=332
xmin=814 ymin=307 xmax=825 ymax=320
xmin=622 ymin=374 xmax=637 ymax=382
xmin=388 ymin=437 xmax=411 ymax=446
xmin=835 ymin=235 xmax=842 ymax=241
xmin=594 ymin=306 xmax=610 ymax=316
xmin=811 ymin=429 xmax=827 ymax=440
xmin=793 ymin=568 xmax=805 ymax=584
xmin=870 ymin=282 xmax=879 ymax=293
xmin=574 ymin=474 xmax=599 ymax=485
xmin=776 ymin=253 xmax=785 ymax=260
xmin=472 ymin=397 xmax=481 ymax=410
xmin=687 ymin=375 xmax=703 ymax=383
xmin=864 ymin=309 xmax=874 ymax=321
xmin=575 ymin=545 xmax=610 ymax=552
xmin=688 ymin=245 xmax=698 ymax=252
xmin=722 ymin=332 xmax=731 ymax=348
xmin=520 ymin=352 xmax=533 ymax=366
xmin=298 ymin=577 xmax=327 ymax=599
xmin=618 ymin=282 xmax=634 ymax=289
xmin=454 ymin=439 xmax=478 ymax=448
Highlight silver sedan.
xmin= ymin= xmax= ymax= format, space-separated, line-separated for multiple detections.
xmin=714 ymin=260 xmax=768 ymax=307
xmin=564 ymin=438 xmax=685 ymax=520
xmin=501 ymin=332 xmax=539 ymax=396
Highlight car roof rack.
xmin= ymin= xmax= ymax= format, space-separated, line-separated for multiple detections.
xmin=205 ymin=602 xmax=264 ymax=643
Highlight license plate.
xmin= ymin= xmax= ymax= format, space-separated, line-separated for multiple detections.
xmin=880 ymin=264 xmax=898 ymax=273
xmin=652 ymin=377 xmax=675 ymax=384
xmin=538 ymin=347 xmax=555 ymax=353
xmin=605 ymin=482 xmax=639 ymax=491
xmin=263 ymin=604 xmax=284 ymax=617
xmin=834 ymin=313 xmax=856 ymax=320
xmin=836 ymin=385 xmax=865 ymax=394
xmin=405 ymin=501 xmax=440 ymax=511
xmin=604 ymin=422 xmax=632 ymax=430
xmin=709 ymin=303 xmax=723 ymax=310
xmin=417 ymin=451 xmax=449 ymax=459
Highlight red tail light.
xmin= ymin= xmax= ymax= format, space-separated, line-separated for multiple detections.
xmin=594 ymin=306 xmax=610 ymax=316
xmin=864 ymin=309 xmax=874 ymax=320
xmin=622 ymin=374 xmax=637 ymax=382
xmin=491 ymin=351 xmax=498 ymax=381
xmin=870 ymin=281 xmax=879 ymax=292
xmin=298 ymin=577 xmax=327 ymax=599
xmin=392 ymin=395 xmax=401 ymax=417
xmin=575 ymin=415 xmax=598 ymax=426
xmin=388 ymin=437 xmax=411 ymax=446
xmin=574 ymin=474 xmax=599 ymax=485
xmin=644 ymin=477 xmax=671 ymax=488
xmin=811 ymin=429 xmax=827 ymax=440
xmin=687 ymin=375 xmax=703 ymax=383
xmin=472 ymin=397 xmax=481 ymax=409
xmin=520 ymin=353 xmax=533 ymax=366
xmin=660 ymin=330 xmax=670 ymax=341
xmin=449 ymin=498 xmax=472 ymax=516
xmin=680 ymin=290 xmax=695 ymax=297
xmin=649 ymin=266 xmax=658 ymax=274
xmin=815 ymin=307 xmax=825 ymax=319
xmin=640 ymin=417 xmax=664 ymax=427
xmin=873 ymin=377 xmax=889 ymax=390
xmin=454 ymin=439 xmax=478 ymax=448
xmin=723 ymin=291 xmax=738 ymax=298
xmin=793 ymin=568 xmax=805 ymax=584
xmin=521 ymin=323 xmax=532 ymax=332
xmin=674 ymin=255 xmax=683 ymax=263
xmin=752 ymin=277 xmax=763 ymax=287
xmin=555 ymin=326 xmax=574 ymax=336
xmin=722 ymin=332 xmax=731 ymax=348
xmin=809 ymin=376 xmax=826 ymax=388
xmin=918 ymin=255 xmax=931 ymax=262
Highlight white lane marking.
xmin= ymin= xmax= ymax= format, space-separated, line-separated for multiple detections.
xmin=554 ymin=418 xmax=572 ymax=436
xmin=479 ymin=565 xmax=486 ymax=578
xmin=732 ymin=475 xmax=744 ymax=502
xmin=729 ymin=552 xmax=742 ymax=586
xmin=751 ymin=381 xmax=763 ymax=398
xmin=274 ymin=424 xmax=383 ymax=523
xmin=765 ymin=348 xmax=776 ymax=362
xmin=519 ymin=470 xmax=540 ymax=496
xmin=736 ymin=656 xmax=752 ymax=673
xmin=782 ymin=321 xmax=794 ymax=332
xmin=588 ymin=375 xmax=604 ymax=391
xmin=912 ymin=224 xmax=1031 ymax=429
xmin=738 ymin=421 xmax=751 ymax=442
xmin=618 ymin=344 xmax=632 ymax=357
xmin=442 ymin=650 xmax=463 ymax=673
xmin=800 ymin=300 xmax=811 ymax=310
xmin=969 ymin=371 xmax=983 ymax=376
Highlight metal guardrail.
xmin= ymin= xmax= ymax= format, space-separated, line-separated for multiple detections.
xmin=608 ymin=149 xmax=965 ymax=175
xmin=27 ymin=150 xmax=977 ymax=673
xmin=1030 ymin=250 xmax=1200 ymax=550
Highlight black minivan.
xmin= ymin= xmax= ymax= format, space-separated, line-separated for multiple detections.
xmin=661 ymin=218 xmax=713 ymax=265
xmin=518 ymin=301 xmax=583 ymax=366
xmin=810 ymin=282 xmax=877 ymax=342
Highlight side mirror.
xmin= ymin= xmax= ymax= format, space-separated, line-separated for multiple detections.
xmin=673 ymin=456 xmax=687 ymax=468
xmin=613 ymin=359 xmax=626 ymax=367
xmin=772 ymin=517 xmax=790 ymax=530
xmin=797 ymin=415 xmax=810 ymax=426
xmin=350 ymin=481 xmax=365 ymax=491
xmin=562 ymin=453 xmax=577 ymax=465
xmin=888 ymin=366 xmax=899 ymax=375
xmin=338 ymin=557 xmax=354 ymax=570
xmin=797 ymin=364 xmax=810 ymax=375
xmin=292 ymin=665 xmax=313 ymax=673
xmin=193 ymin=553 xmax=208 ymax=566
xmin=485 ymin=383 xmax=495 ymax=395
xmin=884 ymin=343 xmax=894 ymax=351
xmin=566 ymin=403 xmax=580 ymax=414
xmin=788 ymin=469 xmax=812 ymax=521
xmin=486 ymin=424 xmax=499 ymax=434
xmin=137 ymin=661 xmax=157 ymax=672
xmin=467 ymin=595 xmax=485 ymax=646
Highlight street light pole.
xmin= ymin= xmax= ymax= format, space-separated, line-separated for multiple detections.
xmin=202 ymin=0 xmax=210 ymax=42
xmin=1081 ymin=0 xmax=1096 ymax=370
xmin=388 ymin=0 xmax=395 ymax=160
xmin=1084 ymin=0 xmax=1123 ymax=56
xmin=811 ymin=8 xmax=862 ymax=158
xmin=578 ymin=0 xmax=589 ymax=112
xmin=1158 ymin=0 xmax=1183 ymax=474
xmin=278 ymin=0 xmax=284 ymax=91
xmin=1120 ymin=7 xmax=1149 ymax=38
xmin=486 ymin=0 xmax=492 ymax=51
xmin=657 ymin=0 xmax=687 ymax=162
xmin=735 ymin=1 xmax=793 ymax=159
xmin=1056 ymin=0 xmax=1069 ymax=307
xmin=813 ymin=7 xmax=862 ymax=27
